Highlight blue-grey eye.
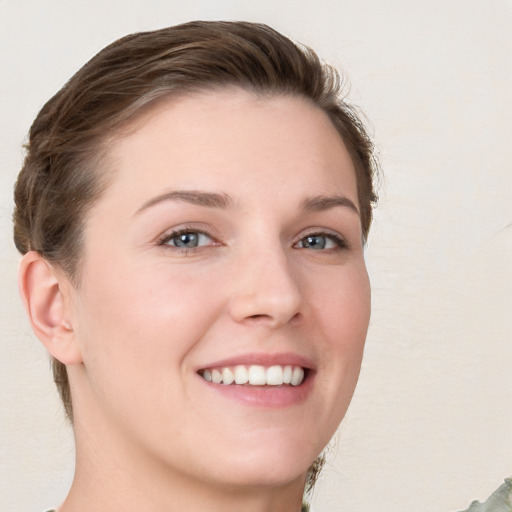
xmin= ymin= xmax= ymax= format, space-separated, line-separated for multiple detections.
xmin=297 ymin=234 xmax=340 ymax=250
xmin=165 ymin=231 xmax=212 ymax=248
xmin=174 ymin=232 xmax=199 ymax=247
xmin=302 ymin=235 xmax=327 ymax=249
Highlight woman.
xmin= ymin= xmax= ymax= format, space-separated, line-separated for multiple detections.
xmin=14 ymin=20 xmax=509 ymax=512
xmin=14 ymin=21 xmax=377 ymax=512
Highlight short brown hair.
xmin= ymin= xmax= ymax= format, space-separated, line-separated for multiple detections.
xmin=14 ymin=20 xmax=377 ymax=424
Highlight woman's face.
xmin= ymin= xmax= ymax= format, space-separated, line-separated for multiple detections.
xmin=67 ymin=89 xmax=370 ymax=489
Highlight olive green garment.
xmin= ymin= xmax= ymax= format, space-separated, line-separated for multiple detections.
xmin=458 ymin=478 xmax=512 ymax=512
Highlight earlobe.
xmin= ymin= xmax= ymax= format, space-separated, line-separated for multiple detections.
xmin=18 ymin=251 xmax=83 ymax=365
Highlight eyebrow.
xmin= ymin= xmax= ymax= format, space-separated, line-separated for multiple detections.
xmin=135 ymin=190 xmax=233 ymax=215
xmin=135 ymin=189 xmax=359 ymax=216
xmin=302 ymin=195 xmax=360 ymax=215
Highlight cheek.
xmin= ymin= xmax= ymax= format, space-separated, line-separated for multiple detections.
xmin=74 ymin=258 xmax=225 ymax=373
xmin=309 ymin=263 xmax=370 ymax=398
xmin=70 ymin=264 xmax=226 ymax=434
xmin=314 ymin=262 xmax=371 ymax=344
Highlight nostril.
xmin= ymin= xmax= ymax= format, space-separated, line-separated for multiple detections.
xmin=245 ymin=311 xmax=302 ymax=326
xmin=245 ymin=313 xmax=274 ymax=325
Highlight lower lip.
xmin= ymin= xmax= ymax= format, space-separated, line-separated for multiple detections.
xmin=198 ymin=371 xmax=315 ymax=408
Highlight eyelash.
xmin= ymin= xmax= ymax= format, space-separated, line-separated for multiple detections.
xmin=157 ymin=228 xmax=348 ymax=253
xmin=294 ymin=231 xmax=348 ymax=251
xmin=158 ymin=227 xmax=216 ymax=253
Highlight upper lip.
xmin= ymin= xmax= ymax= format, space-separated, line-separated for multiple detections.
xmin=196 ymin=352 xmax=315 ymax=371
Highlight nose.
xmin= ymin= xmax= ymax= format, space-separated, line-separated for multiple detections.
xmin=228 ymin=245 xmax=303 ymax=328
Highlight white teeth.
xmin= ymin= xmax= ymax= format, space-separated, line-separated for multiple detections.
xmin=248 ymin=365 xmax=266 ymax=385
xmin=266 ymin=365 xmax=283 ymax=385
xmin=222 ymin=367 xmax=234 ymax=385
xmin=291 ymin=366 xmax=304 ymax=386
xmin=201 ymin=364 xmax=306 ymax=386
xmin=282 ymin=365 xmax=293 ymax=384
xmin=234 ymin=365 xmax=249 ymax=384
xmin=211 ymin=369 xmax=222 ymax=384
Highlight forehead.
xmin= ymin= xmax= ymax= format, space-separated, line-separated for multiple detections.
xmin=101 ymin=88 xmax=358 ymax=207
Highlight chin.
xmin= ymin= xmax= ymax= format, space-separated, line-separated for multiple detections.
xmin=216 ymin=461 xmax=310 ymax=491
xmin=201 ymin=435 xmax=320 ymax=490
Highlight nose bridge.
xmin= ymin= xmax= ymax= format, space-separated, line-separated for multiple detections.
xmin=228 ymin=235 xmax=303 ymax=327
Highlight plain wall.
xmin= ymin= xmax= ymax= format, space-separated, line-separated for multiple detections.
xmin=0 ymin=1 xmax=510 ymax=511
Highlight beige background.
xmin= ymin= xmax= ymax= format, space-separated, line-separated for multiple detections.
xmin=1 ymin=1 xmax=511 ymax=511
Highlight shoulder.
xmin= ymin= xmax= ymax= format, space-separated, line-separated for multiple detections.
xmin=458 ymin=478 xmax=512 ymax=512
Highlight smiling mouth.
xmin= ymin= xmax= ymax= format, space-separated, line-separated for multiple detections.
xmin=199 ymin=364 xmax=306 ymax=386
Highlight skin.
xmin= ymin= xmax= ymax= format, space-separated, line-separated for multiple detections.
xmin=21 ymin=89 xmax=371 ymax=512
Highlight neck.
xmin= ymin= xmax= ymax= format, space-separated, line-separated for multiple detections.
xmin=60 ymin=412 xmax=307 ymax=512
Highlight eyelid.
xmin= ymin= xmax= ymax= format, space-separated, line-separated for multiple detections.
xmin=294 ymin=228 xmax=349 ymax=250
xmin=155 ymin=224 xmax=348 ymax=252
xmin=157 ymin=225 xmax=219 ymax=248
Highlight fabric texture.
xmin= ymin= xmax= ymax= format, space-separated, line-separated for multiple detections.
xmin=458 ymin=478 xmax=512 ymax=512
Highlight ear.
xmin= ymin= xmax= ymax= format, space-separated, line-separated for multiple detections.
xmin=18 ymin=251 xmax=83 ymax=365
